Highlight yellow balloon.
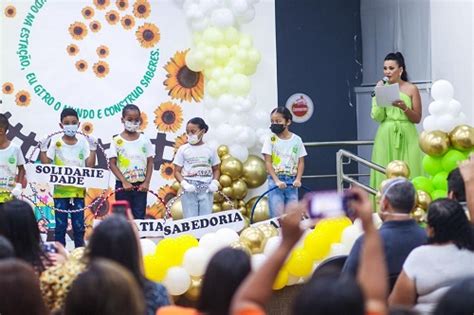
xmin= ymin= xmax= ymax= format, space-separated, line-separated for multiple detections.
xmin=449 ymin=125 xmax=474 ymax=151
xmin=232 ymin=179 xmax=248 ymax=200
xmin=242 ymin=155 xmax=267 ymax=188
xmin=419 ymin=131 xmax=451 ymax=157
xmin=214 ymin=192 xmax=224 ymax=203
xmin=411 ymin=207 xmax=426 ymax=223
xmin=386 ymin=160 xmax=410 ymax=178
xmin=221 ymin=200 xmax=235 ymax=211
xmin=179 ymin=235 xmax=199 ymax=250
xmin=217 ymin=145 xmax=230 ymax=158
xmin=212 ymin=203 xmax=222 ymax=213
xmin=219 ymin=174 xmax=233 ymax=187
xmin=287 ymin=248 xmax=313 ymax=277
xmin=272 ymin=268 xmax=289 ymax=290
xmin=229 ymin=241 xmax=252 ymax=256
xmin=184 ymin=277 xmax=202 ymax=301
xmin=416 ymin=190 xmax=432 ymax=210
xmin=170 ymin=200 xmax=183 ymax=220
xmin=221 ymin=157 xmax=243 ymax=180
xmin=221 ymin=186 xmax=234 ymax=199
xmin=257 ymin=223 xmax=279 ymax=240
xmin=143 ymin=255 xmax=167 ymax=282
xmin=303 ymin=230 xmax=331 ymax=261
xmin=239 ymin=227 xmax=266 ymax=254
xmin=246 ymin=196 xmax=270 ymax=223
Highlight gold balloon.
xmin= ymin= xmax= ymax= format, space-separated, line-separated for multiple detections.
xmin=171 ymin=181 xmax=181 ymax=192
xmin=221 ymin=200 xmax=235 ymax=211
xmin=221 ymin=154 xmax=232 ymax=160
xmin=239 ymin=200 xmax=246 ymax=208
xmin=449 ymin=125 xmax=474 ymax=151
xmin=170 ymin=200 xmax=183 ymax=220
xmin=379 ymin=178 xmax=393 ymax=192
xmin=212 ymin=203 xmax=222 ymax=213
xmin=220 ymin=157 xmax=243 ymax=180
xmin=257 ymin=223 xmax=279 ymax=240
xmin=411 ymin=207 xmax=426 ymax=224
xmin=229 ymin=241 xmax=252 ymax=256
xmin=232 ymin=179 xmax=248 ymax=200
xmin=233 ymin=199 xmax=240 ymax=209
xmin=419 ymin=131 xmax=450 ymax=157
xmin=238 ymin=206 xmax=248 ymax=216
xmin=239 ymin=227 xmax=266 ymax=254
xmin=221 ymin=186 xmax=234 ymax=199
xmin=385 ymin=160 xmax=410 ymax=178
xmin=246 ymin=196 xmax=270 ymax=223
xmin=217 ymin=145 xmax=230 ymax=158
xmin=184 ymin=277 xmax=202 ymax=301
xmin=416 ymin=190 xmax=432 ymax=210
xmin=219 ymin=174 xmax=233 ymax=188
xmin=375 ymin=191 xmax=382 ymax=204
xmin=214 ymin=192 xmax=224 ymax=203
xmin=242 ymin=155 xmax=267 ymax=188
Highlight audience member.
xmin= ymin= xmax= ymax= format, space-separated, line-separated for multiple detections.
xmin=433 ymin=277 xmax=474 ymax=315
xmin=0 ymin=235 xmax=15 ymax=259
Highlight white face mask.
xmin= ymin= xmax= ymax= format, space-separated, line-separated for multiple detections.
xmin=187 ymin=133 xmax=201 ymax=145
xmin=124 ymin=121 xmax=140 ymax=132
xmin=63 ymin=124 xmax=78 ymax=137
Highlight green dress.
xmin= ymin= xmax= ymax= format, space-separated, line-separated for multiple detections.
xmin=369 ymin=92 xmax=424 ymax=191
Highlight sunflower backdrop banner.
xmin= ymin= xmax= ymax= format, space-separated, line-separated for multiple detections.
xmin=0 ymin=0 xmax=277 ymax=238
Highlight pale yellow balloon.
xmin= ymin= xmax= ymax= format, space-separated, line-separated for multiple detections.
xmin=242 ymin=155 xmax=267 ymax=188
xmin=232 ymin=179 xmax=248 ymax=200
xmin=385 ymin=160 xmax=410 ymax=178
xmin=220 ymin=157 xmax=243 ymax=180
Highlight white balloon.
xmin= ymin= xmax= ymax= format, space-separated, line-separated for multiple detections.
xmin=216 ymin=123 xmax=234 ymax=145
xmin=229 ymin=144 xmax=249 ymax=162
xmin=231 ymin=0 xmax=249 ymax=15
xmin=431 ymin=80 xmax=454 ymax=102
xmin=437 ymin=114 xmax=457 ymax=132
xmin=263 ymin=236 xmax=281 ymax=256
xmin=448 ymin=99 xmax=462 ymax=116
xmin=216 ymin=228 xmax=240 ymax=245
xmin=240 ymin=97 xmax=253 ymax=112
xmin=207 ymin=108 xmax=225 ymax=124
xmin=207 ymin=139 xmax=219 ymax=151
xmin=251 ymin=254 xmax=267 ymax=271
xmin=253 ymin=110 xmax=269 ymax=128
xmin=210 ymin=8 xmax=235 ymax=28
xmin=341 ymin=223 xmax=363 ymax=251
xmin=328 ymin=243 xmax=349 ymax=257
xmin=185 ymin=5 xmax=204 ymax=19
xmin=199 ymin=0 xmax=218 ymax=13
xmin=217 ymin=94 xmax=235 ymax=110
xmin=174 ymin=0 xmax=186 ymax=7
xmin=163 ymin=267 xmax=191 ymax=296
xmin=428 ymin=100 xmax=446 ymax=116
xmin=183 ymin=0 xmax=199 ymax=10
xmin=199 ymin=232 xmax=225 ymax=254
xmin=190 ymin=17 xmax=210 ymax=32
xmin=236 ymin=5 xmax=255 ymax=24
xmin=203 ymin=96 xmax=217 ymax=110
xmin=140 ymin=239 xmax=156 ymax=256
xmin=286 ymin=274 xmax=300 ymax=286
xmin=422 ymin=115 xmax=437 ymax=132
xmin=183 ymin=247 xmax=211 ymax=277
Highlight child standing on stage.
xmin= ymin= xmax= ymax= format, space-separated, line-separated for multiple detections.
xmin=262 ymin=107 xmax=307 ymax=217
xmin=40 ymin=108 xmax=96 ymax=247
xmin=109 ymin=104 xmax=154 ymax=219
xmin=173 ymin=117 xmax=220 ymax=219
xmin=0 ymin=113 xmax=25 ymax=206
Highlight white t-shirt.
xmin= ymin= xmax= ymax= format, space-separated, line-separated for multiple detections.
xmin=261 ymin=133 xmax=307 ymax=176
xmin=173 ymin=143 xmax=219 ymax=184
xmin=0 ymin=142 xmax=25 ymax=191
xmin=108 ymin=133 xmax=154 ymax=183
xmin=403 ymin=244 xmax=474 ymax=314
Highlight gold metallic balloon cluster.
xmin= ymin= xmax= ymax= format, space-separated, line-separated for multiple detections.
xmin=419 ymin=125 xmax=474 ymax=157
xmin=230 ymin=223 xmax=279 ymax=255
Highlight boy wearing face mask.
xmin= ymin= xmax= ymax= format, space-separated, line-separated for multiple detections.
xmin=173 ymin=117 xmax=220 ymax=219
xmin=40 ymin=108 xmax=96 ymax=247
xmin=262 ymin=107 xmax=307 ymax=218
xmin=109 ymin=104 xmax=154 ymax=219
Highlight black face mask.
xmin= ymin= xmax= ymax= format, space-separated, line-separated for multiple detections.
xmin=270 ymin=123 xmax=285 ymax=134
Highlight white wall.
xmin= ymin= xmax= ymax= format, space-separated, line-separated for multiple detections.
xmin=430 ymin=0 xmax=474 ymax=126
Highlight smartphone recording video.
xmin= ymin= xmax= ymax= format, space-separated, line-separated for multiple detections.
xmin=306 ymin=191 xmax=358 ymax=219
xmin=42 ymin=242 xmax=57 ymax=254
xmin=111 ymin=200 xmax=131 ymax=217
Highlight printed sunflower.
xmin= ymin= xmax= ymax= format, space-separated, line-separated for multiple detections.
xmin=105 ymin=10 xmax=120 ymax=25
xmin=4 ymin=5 xmax=16 ymax=18
xmin=68 ymin=22 xmax=88 ymax=40
xmin=116 ymin=0 xmax=129 ymax=10
xmin=160 ymin=162 xmax=175 ymax=180
xmin=146 ymin=202 xmax=165 ymax=219
xmin=158 ymin=185 xmax=177 ymax=205
xmin=173 ymin=133 xmax=188 ymax=153
xmin=133 ymin=0 xmax=151 ymax=18
xmin=15 ymin=90 xmax=31 ymax=106
xmin=67 ymin=44 xmax=80 ymax=56
xmin=85 ymin=188 xmax=114 ymax=239
xmin=96 ymin=45 xmax=110 ymax=58
xmin=139 ymin=112 xmax=148 ymax=131
xmin=90 ymin=20 xmax=102 ymax=32
xmin=93 ymin=61 xmax=110 ymax=78
xmin=121 ymin=14 xmax=135 ymax=30
xmin=153 ymin=102 xmax=183 ymax=133
xmin=81 ymin=122 xmax=94 ymax=135
xmin=164 ymin=50 xmax=204 ymax=102
xmin=2 ymin=82 xmax=14 ymax=94
xmin=82 ymin=6 xmax=95 ymax=19
xmin=115 ymin=137 xmax=124 ymax=146
xmin=75 ymin=60 xmax=88 ymax=72
xmin=135 ymin=23 xmax=160 ymax=48
xmin=93 ymin=0 xmax=110 ymax=10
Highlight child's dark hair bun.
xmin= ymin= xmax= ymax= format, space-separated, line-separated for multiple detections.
xmin=187 ymin=117 xmax=209 ymax=132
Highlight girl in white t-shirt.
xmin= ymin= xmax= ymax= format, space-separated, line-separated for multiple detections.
xmin=261 ymin=107 xmax=307 ymax=217
xmin=109 ymin=104 xmax=154 ymax=219
xmin=173 ymin=117 xmax=220 ymax=218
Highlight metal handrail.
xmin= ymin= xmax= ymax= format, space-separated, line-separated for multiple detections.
xmin=304 ymin=140 xmax=374 ymax=147
xmin=336 ymin=149 xmax=385 ymax=195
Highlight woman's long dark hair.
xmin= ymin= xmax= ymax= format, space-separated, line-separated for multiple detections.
xmin=197 ymin=248 xmax=251 ymax=315
xmin=0 ymin=200 xmax=48 ymax=272
xmin=87 ymin=215 xmax=145 ymax=287
xmin=427 ymin=198 xmax=474 ymax=250
xmin=385 ymin=52 xmax=409 ymax=82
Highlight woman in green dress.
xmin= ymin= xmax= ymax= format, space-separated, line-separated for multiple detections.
xmin=370 ymin=52 xmax=423 ymax=191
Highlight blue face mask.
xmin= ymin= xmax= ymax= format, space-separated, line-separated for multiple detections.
xmin=63 ymin=124 xmax=78 ymax=137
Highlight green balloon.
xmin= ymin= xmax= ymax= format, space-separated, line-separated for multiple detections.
xmin=422 ymin=155 xmax=443 ymax=176
xmin=432 ymin=171 xmax=448 ymax=191
xmin=441 ymin=149 xmax=466 ymax=172
xmin=431 ymin=189 xmax=447 ymax=200
xmin=412 ymin=176 xmax=434 ymax=194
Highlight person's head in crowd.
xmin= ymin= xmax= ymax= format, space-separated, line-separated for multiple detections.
xmin=384 ymin=52 xmax=408 ymax=83
xmin=197 ymin=248 xmax=251 ymax=315
xmin=0 ymin=258 xmax=48 ymax=315
xmin=0 ymin=200 xmax=48 ymax=272
xmin=434 ymin=277 xmax=474 ymax=315
xmin=121 ymin=104 xmax=141 ymax=134
xmin=447 ymin=168 xmax=466 ymax=202
xmin=292 ymin=274 xmax=365 ymax=315
xmin=0 ymin=113 xmax=9 ymax=137
xmin=0 ymin=235 xmax=14 ymax=259
xmin=186 ymin=117 xmax=209 ymax=146
xmin=427 ymin=198 xmax=474 ymax=250
xmin=59 ymin=108 xmax=80 ymax=138
xmin=390 ymin=307 xmax=420 ymax=315
xmin=64 ymin=259 xmax=144 ymax=315
xmin=379 ymin=178 xmax=416 ymax=220
xmin=270 ymin=107 xmax=293 ymax=135
xmin=87 ymin=215 xmax=144 ymax=286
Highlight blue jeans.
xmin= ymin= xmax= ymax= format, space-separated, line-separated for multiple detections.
xmin=115 ymin=181 xmax=147 ymax=219
xmin=181 ymin=181 xmax=213 ymax=219
xmin=267 ymin=175 xmax=298 ymax=218
xmin=54 ymin=198 xmax=85 ymax=248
